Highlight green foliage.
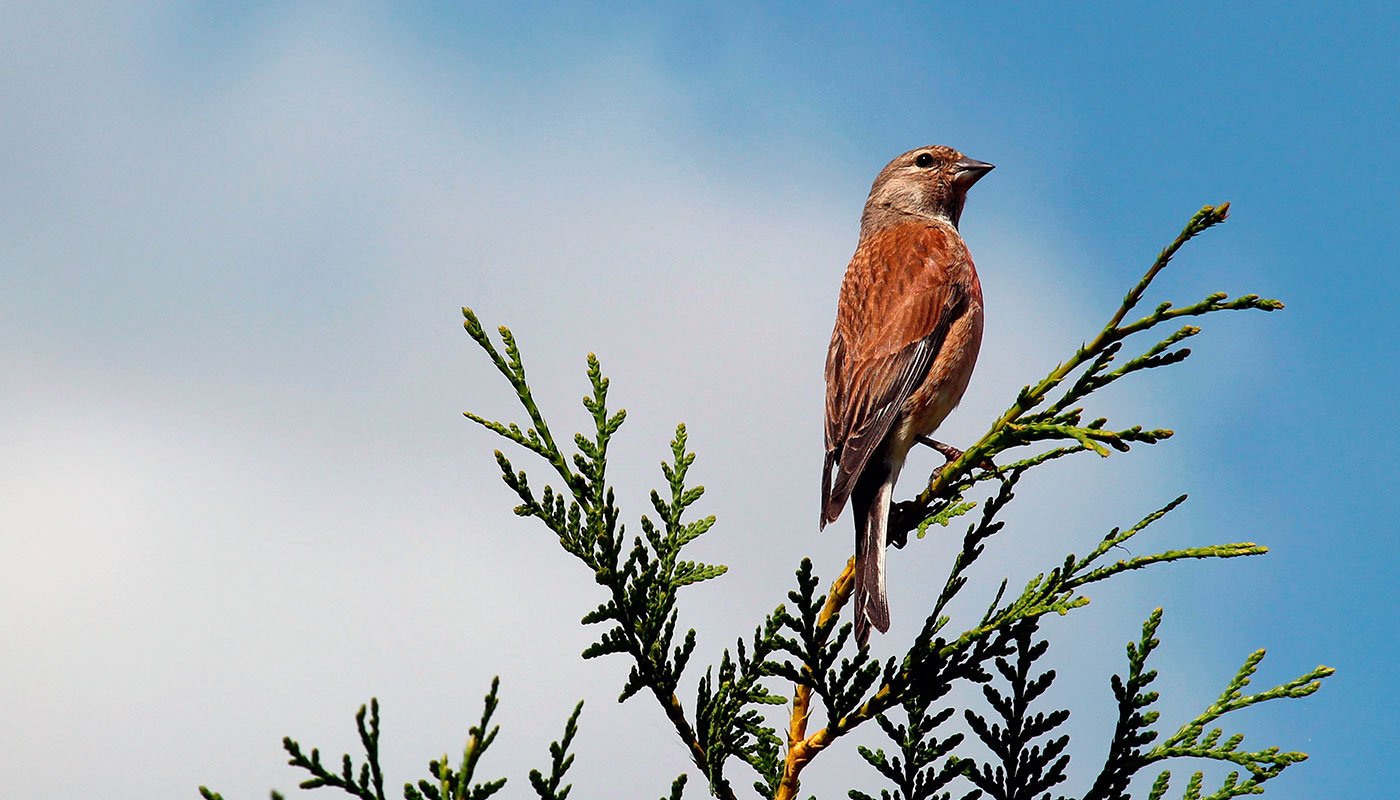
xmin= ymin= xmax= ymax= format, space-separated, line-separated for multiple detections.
xmin=963 ymin=620 xmax=1071 ymax=800
xmin=1085 ymin=611 xmax=1169 ymax=800
xmin=407 ymin=679 xmax=508 ymax=800
xmin=202 ymin=205 xmax=1331 ymax=800
xmin=461 ymin=314 xmax=726 ymax=720
xmin=849 ymin=699 xmax=969 ymax=800
xmin=694 ymin=619 xmax=787 ymax=797
xmin=1085 ymin=611 xmax=1333 ymax=800
xmin=201 ymin=679 xmax=605 ymax=800
xmin=461 ymin=311 xmax=755 ymax=795
xmin=769 ymin=559 xmax=887 ymax=731
xmin=278 ymin=699 xmax=388 ymax=800
xmin=891 ymin=204 xmax=1282 ymax=540
xmin=528 ymin=701 xmax=584 ymax=800
xmin=662 ymin=775 xmax=691 ymax=800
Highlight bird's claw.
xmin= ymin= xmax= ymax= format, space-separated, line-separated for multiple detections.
xmin=916 ymin=436 xmax=998 ymax=475
xmin=916 ymin=435 xmax=965 ymax=464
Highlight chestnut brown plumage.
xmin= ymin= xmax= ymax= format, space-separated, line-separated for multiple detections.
xmin=822 ymin=145 xmax=994 ymax=646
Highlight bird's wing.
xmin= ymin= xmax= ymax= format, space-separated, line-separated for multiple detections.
xmin=822 ymin=223 xmax=970 ymax=525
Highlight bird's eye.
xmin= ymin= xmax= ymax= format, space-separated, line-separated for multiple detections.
xmin=915 ymin=153 xmax=935 ymax=168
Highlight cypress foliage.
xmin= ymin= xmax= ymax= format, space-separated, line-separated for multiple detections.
xmin=202 ymin=206 xmax=1331 ymax=800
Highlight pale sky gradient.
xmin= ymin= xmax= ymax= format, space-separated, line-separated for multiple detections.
xmin=2 ymin=3 xmax=1395 ymax=799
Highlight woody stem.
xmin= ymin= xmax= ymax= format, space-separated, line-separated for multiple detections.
xmin=777 ymin=561 xmax=855 ymax=800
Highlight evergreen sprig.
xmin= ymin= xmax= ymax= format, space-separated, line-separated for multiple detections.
xmin=849 ymin=698 xmax=969 ymax=800
xmin=769 ymin=559 xmax=887 ymax=729
xmin=964 ymin=620 xmax=1071 ymax=800
xmin=201 ymin=680 xmax=597 ymax=800
xmin=1140 ymin=651 xmax=1331 ymax=799
xmin=774 ymin=472 xmax=1026 ymax=782
xmin=891 ymin=204 xmax=1281 ymax=540
xmin=695 ymin=612 xmax=788 ymax=797
xmin=1084 ymin=611 xmax=1333 ymax=800
xmin=663 ymin=775 xmax=691 ymax=800
xmin=462 ymin=312 xmax=732 ymax=792
xmin=277 ymin=699 xmax=388 ymax=800
xmin=1085 ymin=610 xmax=1168 ymax=800
xmin=528 ymin=701 xmax=584 ymax=800
xmin=409 ymin=679 xmax=508 ymax=800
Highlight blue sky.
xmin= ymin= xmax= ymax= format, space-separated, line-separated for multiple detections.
xmin=1 ymin=3 xmax=1394 ymax=798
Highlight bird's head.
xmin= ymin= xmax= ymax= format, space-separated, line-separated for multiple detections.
xmin=861 ymin=145 xmax=994 ymax=233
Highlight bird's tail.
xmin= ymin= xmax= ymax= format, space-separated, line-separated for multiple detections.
xmin=852 ymin=462 xmax=894 ymax=647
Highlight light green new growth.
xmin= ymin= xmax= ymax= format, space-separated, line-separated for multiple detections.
xmin=894 ymin=204 xmax=1283 ymax=538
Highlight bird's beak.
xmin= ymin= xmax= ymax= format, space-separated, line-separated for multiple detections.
xmin=953 ymin=157 xmax=995 ymax=189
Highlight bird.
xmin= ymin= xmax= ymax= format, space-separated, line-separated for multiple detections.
xmin=821 ymin=145 xmax=994 ymax=646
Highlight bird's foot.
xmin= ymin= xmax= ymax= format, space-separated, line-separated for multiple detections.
xmin=916 ymin=436 xmax=997 ymax=476
xmin=916 ymin=435 xmax=965 ymax=464
xmin=891 ymin=442 xmax=1000 ymax=549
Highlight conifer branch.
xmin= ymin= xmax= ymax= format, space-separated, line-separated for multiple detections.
xmin=528 ymin=702 xmax=584 ymax=800
xmin=201 ymin=681 xmax=604 ymax=800
xmin=277 ymin=699 xmax=388 ymax=800
xmin=406 ymin=679 xmax=511 ymax=800
xmin=894 ymin=204 xmax=1281 ymax=536
xmin=460 ymin=312 xmax=737 ymax=798
xmin=963 ymin=620 xmax=1071 ymax=800
xmin=1085 ymin=612 xmax=1333 ymax=800
xmin=205 ymin=203 xmax=1330 ymax=800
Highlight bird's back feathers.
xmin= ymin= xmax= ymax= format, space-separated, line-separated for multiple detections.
xmin=821 ymin=221 xmax=977 ymax=527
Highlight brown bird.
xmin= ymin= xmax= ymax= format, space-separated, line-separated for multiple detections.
xmin=821 ymin=145 xmax=993 ymax=646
